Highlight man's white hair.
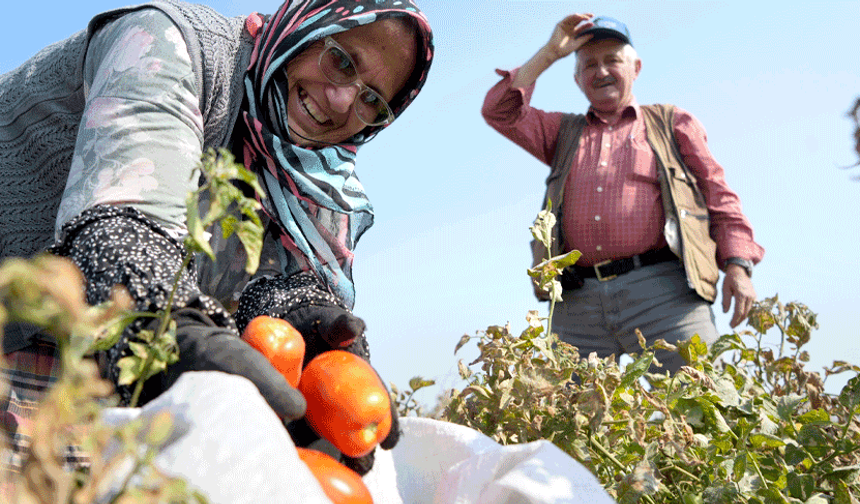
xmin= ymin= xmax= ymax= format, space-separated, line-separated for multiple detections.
xmin=574 ymin=42 xmax=639 ymax=77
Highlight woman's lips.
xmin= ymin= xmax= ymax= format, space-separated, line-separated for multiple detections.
xmin=298 ymin=87 xmax=329 ymax=125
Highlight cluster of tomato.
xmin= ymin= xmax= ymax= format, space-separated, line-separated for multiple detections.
xmin=242 ymin=315 xmax=389 ymax=503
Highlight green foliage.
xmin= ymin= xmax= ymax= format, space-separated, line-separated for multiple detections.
xmin=435 ymin=257 xmax=860 ymax=504
xmin=0 ymin=256 xmax=208 ymax=503
xmin=0 ymin=148 xmax=262 ymax=502
xmin=186 ymin=148 xmax=265 ymax=275
xmin=397 ymin=202 xmax=860 ymax=502
xmin=390 ymin=376 xmax=437 ymax=418
xmin=438 ymin=298 xmax=860 ymax=503
xmin=125 ymin=148 xmax=264 ymax=407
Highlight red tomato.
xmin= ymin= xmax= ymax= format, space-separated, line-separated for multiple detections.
xmin=296 ymin=448 xmax=373 ymax=504
xmin=298 ymin=351 xmax=392 ymax=458
xmin=241 ymin=315 xmax=305 ymax=388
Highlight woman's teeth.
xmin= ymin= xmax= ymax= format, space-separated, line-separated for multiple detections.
xmin=299 ymin=89 xmax=328 ymax=124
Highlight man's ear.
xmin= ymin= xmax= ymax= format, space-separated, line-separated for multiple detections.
xmin=634 ymin=58 xmax=642 ymax=78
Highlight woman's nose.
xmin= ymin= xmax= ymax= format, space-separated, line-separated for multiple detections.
xmin=325 ymin=84 xmax=359 ymax=114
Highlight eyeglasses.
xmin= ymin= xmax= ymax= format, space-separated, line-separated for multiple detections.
xmin=318 ymin=37 xmax=394 ymax=127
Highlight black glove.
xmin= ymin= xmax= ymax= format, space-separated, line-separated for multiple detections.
xmin=284 ymin=304 xmax=366 ymax=366
xmin=50 ymin=205 xmax=305 ymax=420
xmin=155 ymin=307 xmax=307 ymax=420
xmin=235 ymin=273 xmax=401 ymax=474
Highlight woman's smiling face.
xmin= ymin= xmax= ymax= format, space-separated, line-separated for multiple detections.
xmin=283 ymin=18 xmax=417 ymax=147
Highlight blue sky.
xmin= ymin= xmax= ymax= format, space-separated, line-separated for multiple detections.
xmin=3 ymin=1 xmax=859 ymax=406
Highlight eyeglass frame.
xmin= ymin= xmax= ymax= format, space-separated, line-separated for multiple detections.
xmin=318 ymin=36 xmax=395 ymax=127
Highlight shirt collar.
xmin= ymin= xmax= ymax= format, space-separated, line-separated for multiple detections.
xmin=586 ymin=98 xmax=640 ymax=125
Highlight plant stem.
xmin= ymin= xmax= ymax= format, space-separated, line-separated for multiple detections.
xmin=129 ymin=253 xmax=193 ymax=408
xmin=547 ymin=298 xmax=555 ymax=340
xmin=662 ymin=463 xmax=700 ymax=482
xmin=589 ymin=433 xmax=627 ymax=472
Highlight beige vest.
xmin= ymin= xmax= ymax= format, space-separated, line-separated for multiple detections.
xmin=531 ymin=104 xmax=719 ymax=302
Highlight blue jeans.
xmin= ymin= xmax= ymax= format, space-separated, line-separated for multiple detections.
xmin=552 ymin=261 xmax=717 ymax=374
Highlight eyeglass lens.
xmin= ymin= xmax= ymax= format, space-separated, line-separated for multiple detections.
xmin=319 ymin=42 xmax=392 ymax=126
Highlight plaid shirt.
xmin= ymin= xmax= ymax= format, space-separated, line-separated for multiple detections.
xmin=482 ymin=68 xmax=764 ymax=268
xmin=1 ymin=338 xmax=90 ymax=482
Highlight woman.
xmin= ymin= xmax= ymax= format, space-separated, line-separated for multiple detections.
xmin=0 ymin=0 xmax=434 ymax=475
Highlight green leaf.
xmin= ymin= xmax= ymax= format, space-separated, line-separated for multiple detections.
xmin=797 ymin=424 xmax=829 ymax=458
xmin=824 ymin=465 xmax=860 ymax=479
xmin=733 ymin=452 xmax=747 ymax=482
xmin=185 ymin=192 xmax=215 ymax=260
xmin=531 ymin=335 xmax=557 ymax=366
xmin=408 ymin=376 xmax=436 ymax=391
xmin=683 ymin=494 xmax=704 ymax=504
xmin=621 ymin=351 xmax=653 ymax=389
xmin=88 ymin=311 xmax=149 ymax=353
xmin=145 ymin=410 xmax=175 ymax=447
xmin=796 ymin=408 xmax=829 ymax=426
xmin=784 ymin=443 xmax=809 ymax=467
xmin=235 ymin=218 xmax=264 ymax=275
xmin=463 ymin=385 xmax=492 ymax=401
xmin=749 ymin=433 xmax=785 ymax=449
xmin=776 ymin=395 xmax=807 ymax=423
xmin=128 ymin=341 xmax=150 ymax=360
xmin=696 ymin=397 xmax=732 ymax=433
xmin=758 ymin=486 xmax=791 ymax=504
xmin=833 ymin=479 xmax=860 ymax=504
xmin=787 ymin=471 xmax=812 ymax=500
xmin=117 ymin=355 xmax=143 ymax=386
xmin=713 ymin=376 xmax=742 ymax=408
xmin=549 ymin=250 xmax=582 ymax=269
xmin=839 ymin=375 xmax=860 ymax=412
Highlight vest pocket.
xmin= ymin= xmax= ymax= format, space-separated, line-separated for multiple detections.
xmin=677 ymin=206 xmax=719 ymax=302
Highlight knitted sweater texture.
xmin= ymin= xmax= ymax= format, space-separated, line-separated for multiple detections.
xmin=0 ymin=0 xmax=254 ymax=259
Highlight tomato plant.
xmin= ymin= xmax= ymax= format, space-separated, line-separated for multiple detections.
xmin=296 ymin=448 xmax=372 ymax=504
xmin=241 ymin=315 xmax=305 ymax=388
xmin=299 ymin=350 xmax=392 ymax=458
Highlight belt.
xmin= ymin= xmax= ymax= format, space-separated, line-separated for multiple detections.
xmin=575 ymin=247 xmax=677 ymax=282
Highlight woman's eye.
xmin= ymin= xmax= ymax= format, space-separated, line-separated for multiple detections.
xmin=333 ymin=48 xmax=353 ymax=71
xmin=361 ymin=93 xmax=381 ymax=105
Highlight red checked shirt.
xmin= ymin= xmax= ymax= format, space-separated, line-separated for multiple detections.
xmin=482 ymin=68 xmax=764 ymax=268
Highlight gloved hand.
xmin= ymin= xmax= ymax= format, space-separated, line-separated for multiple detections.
xmin=283 ymin=304 xmax=366 ymax=366
xmin=235 ymin=273 xmax=401 ymax=474
xmin=159 ymin=307 xmax=307 ymax=421
xmin=284 ymin=303 xmax=401 ymax=476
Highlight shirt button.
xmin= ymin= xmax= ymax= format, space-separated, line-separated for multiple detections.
xmin=608 ymin=126 xmax=613 ymax=131
xmin=596 ymin=186 xmax=603 ymax=193
xmin=604 ymin=143 xmax=611 ymax=148
xmin=594 ymin=215 xmax=601 ymax=221
xmin=600 ymin=161 xmax=607 ymax=167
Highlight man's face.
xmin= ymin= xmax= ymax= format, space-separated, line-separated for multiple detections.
xmin=574 ymin=39 xmax=641 ymax=115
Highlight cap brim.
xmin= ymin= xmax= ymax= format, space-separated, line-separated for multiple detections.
xmin=580 ymin=28 xmax=631 ymax=46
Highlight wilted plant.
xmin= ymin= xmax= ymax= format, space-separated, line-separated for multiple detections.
xmin=404 ymin=204 xmax=860 ymax=503
xmin=0 ymin=148 xmax=263 ymax=503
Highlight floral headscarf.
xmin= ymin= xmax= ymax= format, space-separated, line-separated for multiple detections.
xmin=241 ymin=0 xmax=434 ymax=308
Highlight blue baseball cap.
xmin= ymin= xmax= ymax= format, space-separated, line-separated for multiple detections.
xmin=578 ymin=16 xmax=633 ymax=47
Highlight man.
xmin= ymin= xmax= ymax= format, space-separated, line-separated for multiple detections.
xmin=482 ymin=14 xmax=764 ymax=373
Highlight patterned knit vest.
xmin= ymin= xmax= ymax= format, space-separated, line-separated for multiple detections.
xmin=0 ymin=0 xmax=254 ymax=259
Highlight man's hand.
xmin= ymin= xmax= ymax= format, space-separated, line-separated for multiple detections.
xmin=511 ymin=13 xmax=595 ymax=89
xmin=722 ymin=264 xmax=756 ymax=328
xmin=546 ymin=13 xmax=596 ymax=60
